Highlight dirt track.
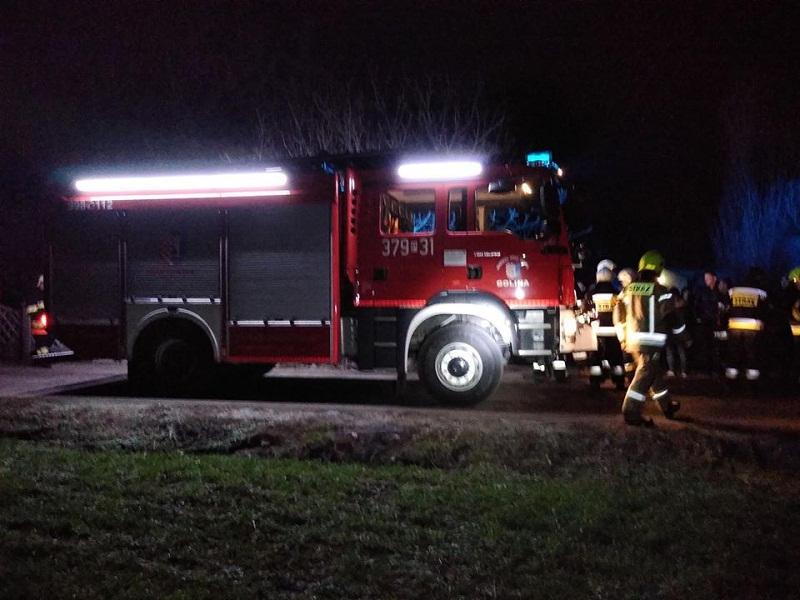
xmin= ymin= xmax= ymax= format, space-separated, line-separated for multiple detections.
xmin=2 ymin=363 xmax=800 ymax=435
xmin=2 ymin=364 xmax=800 ymax=474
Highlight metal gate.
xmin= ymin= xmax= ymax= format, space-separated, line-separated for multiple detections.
xmin=0 ymin=304 xmax=25 ymax=362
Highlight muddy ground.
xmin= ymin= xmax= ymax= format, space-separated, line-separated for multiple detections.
xmin=1 ymin=365 xmax=799 ymax=473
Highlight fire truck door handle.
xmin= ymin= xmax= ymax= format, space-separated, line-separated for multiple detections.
xmin=373 ymin=267 xmax=388 ymax=281
xmin=467 ymin=265 xmax=482 ymax=279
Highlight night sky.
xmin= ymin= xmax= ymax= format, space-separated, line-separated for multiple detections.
xmin=2 ymin=1 xmax=800 ymax=274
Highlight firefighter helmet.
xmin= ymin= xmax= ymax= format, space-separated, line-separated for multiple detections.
xmin=596 ymin=259 xmax=616 ymax=274
xmin=788 ymin=266 xmax=800 ymax=284
xmin=638 ymin=250 xmax=665 ymax=274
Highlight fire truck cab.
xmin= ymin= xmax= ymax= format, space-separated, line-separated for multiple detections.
xmin=49 ymin=153 xmax=595 ymax=403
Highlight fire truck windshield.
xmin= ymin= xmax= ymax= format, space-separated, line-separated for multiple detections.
xmin=378 ymin=184 xmax=557 ymax=240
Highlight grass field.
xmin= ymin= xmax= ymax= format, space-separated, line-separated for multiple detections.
xmin=2 ymin=434 xmax=799 ymax=600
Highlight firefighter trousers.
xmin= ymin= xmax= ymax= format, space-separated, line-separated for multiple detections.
xmin=589 ymin=335 xmax=625 ymax=381
xmin=621 ymin=348 xmax=673 ymax=421
xmin=724 ymin=329 xmax=762 ymax=381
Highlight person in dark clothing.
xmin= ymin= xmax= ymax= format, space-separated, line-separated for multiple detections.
xmin=665 ymin=287 xmax=690 ymax=378
xmin=758 ymin=267 xmax=797 ymax=384
xmin=786 ymin=267 xmax=800 ymax=385
xmin=692 ymin=271 xmax=724 ymax=376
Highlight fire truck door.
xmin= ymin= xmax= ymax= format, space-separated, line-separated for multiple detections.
xmin=440 ymin=186 xmax=541 ymax=302
xmin=361 ymin=186 xmax=441 ymax=305
xmin=440 ymin=186 xmax=480 ymax=289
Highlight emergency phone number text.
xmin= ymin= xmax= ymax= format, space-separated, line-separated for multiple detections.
xmin=381 ymin=237 xmax=434 ymax=257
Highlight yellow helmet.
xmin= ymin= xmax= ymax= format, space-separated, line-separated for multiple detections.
xmin=638 ymin=250 xmax=665 ymax=274
xmin=788 ymin=266 xmax=800 ymax=283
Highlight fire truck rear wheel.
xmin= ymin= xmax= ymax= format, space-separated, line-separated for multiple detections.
xmin=418 ymin=323 xmax=503 ymax=405
xmin=130 ymin=324 xmax=212 ymax=397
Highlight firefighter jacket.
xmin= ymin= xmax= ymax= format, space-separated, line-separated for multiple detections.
xmin=613 ymin=276 xmax=685 ymax=352
xmin=727 ymin=286 xmax=768 ymax=332
xmin=25 ymin=297 xmax=44 ymax=316
xmin=585 ymin=280 xmax=618 ymax=338
xmin=25 ymin=291 xmax=47 ymax=335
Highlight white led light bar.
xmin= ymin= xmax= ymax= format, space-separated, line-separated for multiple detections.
xmin=397 ymin=161 xmax=482 ymax=181
xmin=74 ymin=171 xmax=288 ymax=193
xmin=79 ymin=190 xmax=291 ymax=202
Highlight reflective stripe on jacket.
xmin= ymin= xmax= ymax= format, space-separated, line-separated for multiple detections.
xmin=727 ymin=286 xmax=767 ymax=332
xmin=26 ymin=300 xmax=45 ymax=314
xmin=613 ymin=279 xmax=683 ymax=351
xmin=586 ymin=281 xmax=618 ymax=338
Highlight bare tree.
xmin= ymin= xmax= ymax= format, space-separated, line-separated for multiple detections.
xmin=714 ymin=174 xmax=800 ymax=281
xmin=253 ymin=73 xmax=512 ymax=160
xmin=712 ymin=76 xmax=800 ymax=280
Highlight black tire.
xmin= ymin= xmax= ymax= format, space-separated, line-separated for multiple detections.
xmin=418 ymin=323 xmax=503 ymax=405
xmin=128 ymin=351 xmax=156 ymax=396
xmin=129 ymin=322 xmax=213 ymax=397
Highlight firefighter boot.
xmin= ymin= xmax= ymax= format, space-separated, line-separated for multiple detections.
xmin=745 ymin=368 xmax=762 ymax=395
xmin=664 ymin=400 xmax=681 ymax=420
xmin=653 ymin=389 xmax=680 ymax=420
xmin=624 ymin=359 xmax=635 ymax=384
xmin=611 ymin=365 xmax=626 ymax=390
xmin=601 ymin=359 xmax=611 ymax=379
xmin=622 ymin=393 xmax=653 ymax=428
xmin=588 ymin=363 xmax=604 ymax=390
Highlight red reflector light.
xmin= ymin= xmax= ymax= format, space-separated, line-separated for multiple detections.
xmin=39 ymin=313 xmax=48 ymax=328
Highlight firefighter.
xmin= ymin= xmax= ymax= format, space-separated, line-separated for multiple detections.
xmin=26 ymin=274 xmax=52 ymax=355
xmin=585 ymin=259 xmax=625 ymax=389
xmin=617 ymin=267 xmax=636 ymax=291
xmin=724 ymin=267 xmax=770 ymax=384
xmin=616 ymin=267 xmax=638 ymax=379
xmin=613 ymin=250 xmax=685 ymax=427
xmin=785 ymin=266 xmax=800 ymax=384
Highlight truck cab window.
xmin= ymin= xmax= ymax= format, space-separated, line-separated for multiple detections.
xmin=475 ymin=183 xmax=543 ymax=239
xmin=447 ymin=187 xmax=467 ymax=231
xmin=380 ymin=189 xmax=435 ymax=234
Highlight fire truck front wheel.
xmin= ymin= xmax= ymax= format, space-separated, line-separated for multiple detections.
xmin=130 ymin=323 xmax=213 ymax=397
xmin=418 ymin=323 xmax=503 ymax=405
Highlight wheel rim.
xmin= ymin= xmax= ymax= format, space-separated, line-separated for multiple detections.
xmin=154 ymin=338 xmax=195 ymax=383
xmin=433 ymin=342 xmax=483 ymax=392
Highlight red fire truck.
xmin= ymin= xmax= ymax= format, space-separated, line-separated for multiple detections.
xmin=48 ymin=153 xmax=595 ymax=403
